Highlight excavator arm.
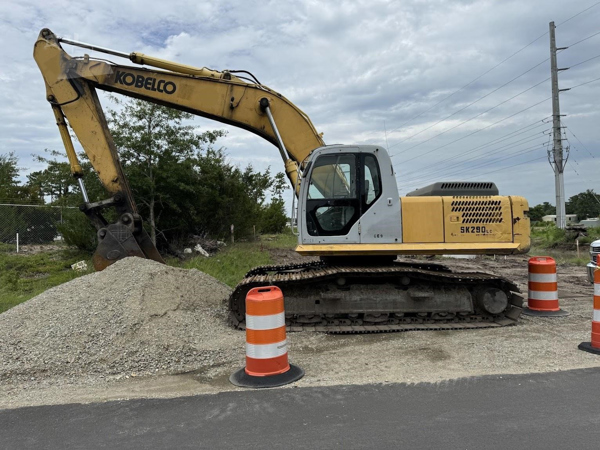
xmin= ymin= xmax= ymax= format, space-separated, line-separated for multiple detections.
xmin=33 ymin=28 xmax=325 ymax=270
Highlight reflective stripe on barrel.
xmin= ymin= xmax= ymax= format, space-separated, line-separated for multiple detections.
xmin=591 ymin=270 xmax=600 ymax=349
xmin=244 ymin=286 xmax=291 ymax=377
xmin=528 ymin=256 xmax=559 ymax=311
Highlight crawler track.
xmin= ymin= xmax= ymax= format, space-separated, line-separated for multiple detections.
xmin=228 ymin=261 xmax=524 ymax=334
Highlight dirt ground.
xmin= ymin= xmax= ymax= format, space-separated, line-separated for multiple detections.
xmin=1 ymin=251 xmax=597 ymax=410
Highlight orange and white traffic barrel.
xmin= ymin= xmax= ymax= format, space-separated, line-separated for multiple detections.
xmin=230 ymin=286 xmax=304 ymax=388
xmin=523 ymin=256 xmax=569 ymax=317
xmin=579 ymin=269 xmax=600 ymax=354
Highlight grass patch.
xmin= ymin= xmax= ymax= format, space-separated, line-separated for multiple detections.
xmin=0 ymin=247 xmax=93 ymax=314
xmin=259 ymin=231 xmax=298 ymax=249
xmin=529 ymin=223 xmax=598 ymax=265
xmin=179 ymin=242 xmax=273 ymax=288
xmin=0 ymin=233 xmax=298 ymax=314
xmin=529 ymin=245 xmax=589 ymax=266
xmin=177 ymin=232 xmax=298 ymax=287
xmin=530 ymin=223 xmax=569 ymax=248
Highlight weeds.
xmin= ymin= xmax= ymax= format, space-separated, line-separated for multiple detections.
xmin=579 ymin=227 xmax=600 ymax=245
xmin=529 ymin=245 xmax=589 ymax=266
xmin=530 ymin=223 xmax=598 ymax=265
xmin=0 ymin=247 xmax=92 ymax=313
xmin=178 ymin=233 xmax=296 ymax=287
xmin=530 ymin=223 xmax=569 ymax=248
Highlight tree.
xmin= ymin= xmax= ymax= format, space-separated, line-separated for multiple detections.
xmin=25 ymin=98 xmax=289 ymax=249
xmin=0 ymin=153 xmax=20 ymax=198
xmin=259 ymin=172 xmax=289 ymax=234
xmin=260 ymin=198 xmax=288 ymax=233
xmin=107 ymin=97 xmax=288 ymax=245
xmin=164 ymin=148 xmax=286 ymax=238
xmin=529 ymin=202 xmax=556 ymax=222
xmin=566 ymin=190 xmax=600 ymax=220
xmin=0 ymin=152 xmax=38 ymax=202
xmin=27 ymin=150 xmax=104 ymax=207
xmin=108 ymin=98 xmax=225 ymax=245
xmin=27 ymin=150 xmax=80 ymax=203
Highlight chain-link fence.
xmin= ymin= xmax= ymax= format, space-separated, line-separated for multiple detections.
xmin=0 ymin=204 xmax=79 ymax=246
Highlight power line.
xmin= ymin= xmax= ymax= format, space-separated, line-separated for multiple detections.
xmin=399 ymin=129 xmax=547 ymax=185
xmin=567 ymin=75 xmax=600 ymax=90
xmin=400 ymin=154 xmax=548 ymax=192
xmin=388 ymin=62 xmax=550 ymax=151
xmin=556 ymin=2 xmax=600 ymax=27
xmin=398 ymin=144 xmax=547 ymax=190
xmin=395 ymin=76 xmax=600 ymax=177
xmin=397 ymin=4 xmax=600 ymax=193
xmin=398 ymin=117 xmax=549 ymax=179
xmin=399 ymin=148 xmax=544 ymax=191
xmin=454 ymin=155 xmax=547 ymax=181
xmin=565 ymin=30 xmax=600 ymax=48
xmin=399 ymin=134 xmax=548 ymax=187
xmin=391 ymin=78 xmax=552 ymax=163
xmin=398 ymin=130 xmax=549 ymax=186
xmin=563 ymin=121 xmax=597 ymax=158
xmin=569 ymin=53 xmax=600 ymax=69
xmin=385 ymin=3 xmax=599 ymax=160
xmin=567 ymin=156 xmax=600 ymax=206
xmin=385 ymin=31 xmax=550 ymax=137
xmin=394 ymin=98 xmax=549 ymax=168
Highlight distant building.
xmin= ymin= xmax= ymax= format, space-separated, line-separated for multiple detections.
xmin=542 ymin=214 xmax=578 ymax=224
xmin=580 ymin=218 xmax=600 ymax=228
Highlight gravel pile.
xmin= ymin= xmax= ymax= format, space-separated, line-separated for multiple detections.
xmin=0 ymin=257 xmax=239 ymax=384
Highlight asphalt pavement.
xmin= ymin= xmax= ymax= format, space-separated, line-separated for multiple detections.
xmin=2 ymin=368 xmax=600 ymax=449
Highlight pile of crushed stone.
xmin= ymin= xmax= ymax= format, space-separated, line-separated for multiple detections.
xmin=0 ymin=257 xmax=242 ymax=384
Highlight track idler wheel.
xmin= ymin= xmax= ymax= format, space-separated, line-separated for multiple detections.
xmin=475 ymin=287 xmax=509 ymax=315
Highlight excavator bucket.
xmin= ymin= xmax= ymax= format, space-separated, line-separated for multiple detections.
xmin=91 ymin=213 xmax=165 ymax=271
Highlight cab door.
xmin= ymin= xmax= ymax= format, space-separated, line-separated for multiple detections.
xmin=303 ymin=152 xmax=361 ymax=243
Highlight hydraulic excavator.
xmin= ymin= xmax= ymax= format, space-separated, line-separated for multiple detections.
xmin=34 ymin=29 xmax=530 ymax=333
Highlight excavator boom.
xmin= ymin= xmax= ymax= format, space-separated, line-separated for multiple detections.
xmin=34 ymin=28 xmax=324 ymax=269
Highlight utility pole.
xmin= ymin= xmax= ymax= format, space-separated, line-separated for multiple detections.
xmin=548 ymin=21 xmax=570 ymax=229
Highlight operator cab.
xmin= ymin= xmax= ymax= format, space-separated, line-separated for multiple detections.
xmin=298 ymin=145 xmax=401 ymax=245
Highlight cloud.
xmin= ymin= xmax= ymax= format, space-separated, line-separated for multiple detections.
xmin=1 ymin=0 xmax=599 ymax=212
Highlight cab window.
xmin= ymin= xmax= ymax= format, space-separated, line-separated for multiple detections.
xmin=308 ymin=154 xmax=356 ymax=200
xmin=364 ymin=154 xmax=381 ymax=206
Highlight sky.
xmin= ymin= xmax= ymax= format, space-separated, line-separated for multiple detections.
xmin=1 ymin=0 xmax=600 ymax=212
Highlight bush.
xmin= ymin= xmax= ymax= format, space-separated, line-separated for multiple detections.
xmin=530 ymin=223 xmax=569 ymax=248
xmin=56 ymin=212 xmax=97 ymax=252
xmin=259 ymin=199 xmax=288 ymax=234
xmin=579 ymin=227 xmax=600 ymax=245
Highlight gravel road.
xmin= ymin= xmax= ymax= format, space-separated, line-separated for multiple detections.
xmin=1 ymin=254 xmax=597 ymax=410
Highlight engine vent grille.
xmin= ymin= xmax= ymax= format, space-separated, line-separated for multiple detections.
xmin=406 ymin=181 xmax=498 ymax=197
xmin=441 ymin=182 xmax=495 ymax=190
xmin=451 ymin=199 xmax=504 ymax=224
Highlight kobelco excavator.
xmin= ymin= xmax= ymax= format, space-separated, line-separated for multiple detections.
xmin=34 ymin=29 xmax=530 ymax=333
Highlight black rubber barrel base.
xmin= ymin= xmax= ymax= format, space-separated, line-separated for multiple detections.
xmin=230 ymin=364 xmax=304 ymax=388
xmin=578 ymin=342 xmax=600 ymax=355
xmin=522 ymin=307 xmax=569 ymax=317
